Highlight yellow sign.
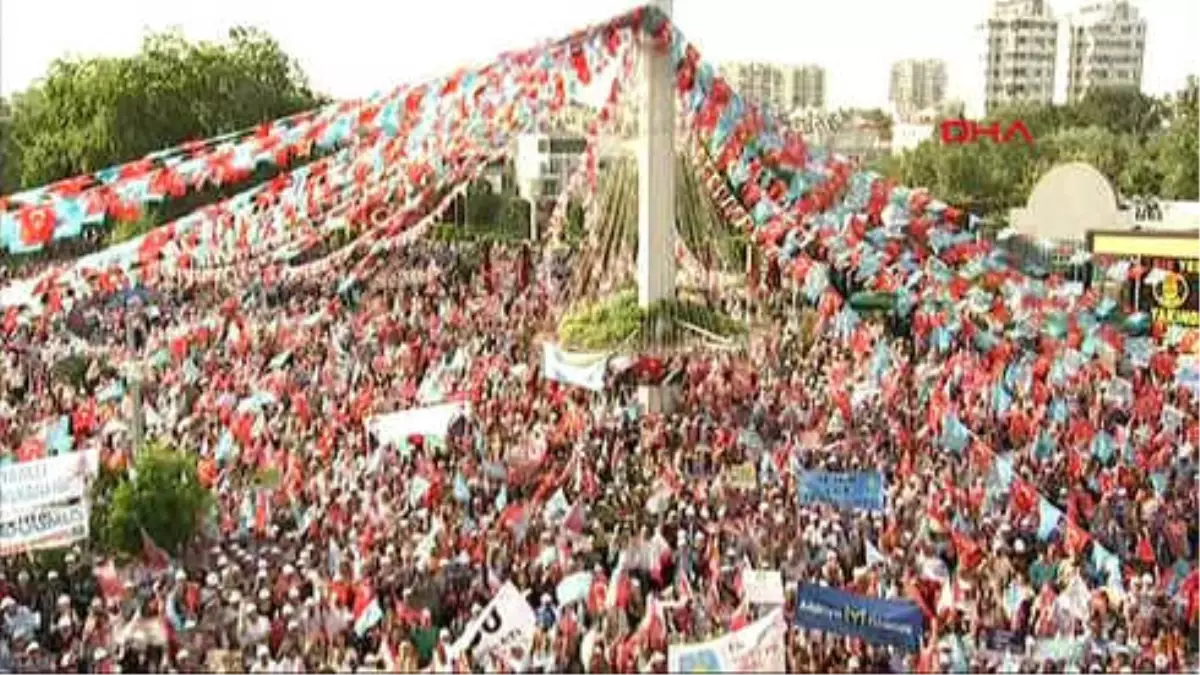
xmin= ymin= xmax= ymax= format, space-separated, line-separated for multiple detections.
xmin=1152 ymin=307 xmax=1200 ymax=328
xmin=1090 ymin=233 xmax=1200 ymax=260
xmin=728 ymin=462 xmax=757 ymax=490
xmin=1154 ymin=270 xmax=1191 ymax=315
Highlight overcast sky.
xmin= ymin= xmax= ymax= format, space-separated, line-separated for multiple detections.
xmin=2 ymin=0 xmax=1197 ymax=115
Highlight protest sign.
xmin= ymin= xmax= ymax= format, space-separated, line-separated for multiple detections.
xmin=0 ymin=449 xmax=99 ymax=512
xmin=668 ymin=608 xmax=786 ymax=673
xmin=450 ymin=582 xmax=537 ymax=660
xmin=0 ymin=501 xmax=89 ymax=557
xmin=742 ymin=569 xmax=785 ymax=606
xmin=728 ymin=462 xmax=757 ymax=490
xmin=793 ymin=583 xmax=924 ymax=651
xmin=796 ymin=470 xmax=885 ymax=512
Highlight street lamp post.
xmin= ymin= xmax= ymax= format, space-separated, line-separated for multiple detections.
xmin=124 ymin=300 xmax=146 ymax=455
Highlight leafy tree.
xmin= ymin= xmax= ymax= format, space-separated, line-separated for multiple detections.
xmin=6 ymin=26 xmax=328 ymax=191
xmin=0 ymin=97 xmax=17 ymax=194
xmin=464 ymin=181 xmax=504 ymax=226
xmin=499 ymin=196 xmax=533 ymax=235
xmin=1069 ymin=86 xmax=1164 ymax=138
xmin=1152 ymin=108 xmax=1200 ymax=199
xmin=94 ymin=441 xmax=213 ymax=557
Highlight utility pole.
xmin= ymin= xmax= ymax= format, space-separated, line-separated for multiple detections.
xmin=125 ymin=302 xmax=145 ymax=455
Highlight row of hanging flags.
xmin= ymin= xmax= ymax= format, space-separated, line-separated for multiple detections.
xmin=0 ymin=3 xmax=1188 ymax=368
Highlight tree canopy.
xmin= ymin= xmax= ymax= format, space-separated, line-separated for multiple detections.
xmin=92 ymin=441 xmax=213 ymax=557
xmin=873 ymin=82 xmax=1199 ymax=231
xmin=2 ymin=26 xmax=327 ymax=194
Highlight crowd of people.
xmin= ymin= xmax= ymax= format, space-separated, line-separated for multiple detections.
xmin=0 ymin=226 xmax=1197 ymax=674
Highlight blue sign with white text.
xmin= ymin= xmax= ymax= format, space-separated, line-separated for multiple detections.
xmin=793 ymin=583 xmax=924 ymax=651
xmin=796 ymin=470 xmax=885 ymax=511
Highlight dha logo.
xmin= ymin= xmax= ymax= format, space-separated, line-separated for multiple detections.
xmin=940 ymin=119 xmax=1034 ymax=146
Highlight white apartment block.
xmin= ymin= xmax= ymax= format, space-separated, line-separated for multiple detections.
xmin=719 ymin=62 xmax=826 ymax=113
xmin=513 ymin=133 xmax=630 ymax=205
xmin=1066 ymin=1 xmax=1147 ymax=103
xmin=889 ymin=59 xmax=949 ymax=120
xmin=981 ymin=0 xmax=1059 ymax=112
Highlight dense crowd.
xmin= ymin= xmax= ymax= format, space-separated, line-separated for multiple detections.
xmin=0 ymin=236 xmax=1197 ymax=674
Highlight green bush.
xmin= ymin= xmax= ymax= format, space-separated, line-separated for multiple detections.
xmin=558 ymin=290 xmax=746 ymax=351
xmin=93 ymin=441 xmax=213 ymax=557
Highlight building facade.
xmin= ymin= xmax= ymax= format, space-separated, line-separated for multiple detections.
xmin=1066 ymin=1 xmax=1147 ymax=103
xmin=719 ymin=62 xmax=826 ymax=112
xmin=1176 ymin=74 xmax=1195 ymax=106
xmin=889 ymin=59 xmax=948 ymax=120
xmin=980 ymin=0 xmax=1059 ymax=112
xmin=513 ymin=133 xmax=629 ymax=205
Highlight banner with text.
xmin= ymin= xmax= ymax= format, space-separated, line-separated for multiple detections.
xmin=450 ymin=582 xmax=537 ymax=660
xmin=796 ymin=470 xmax=885 ymax=512
xmin=0 ymin=449 xmax=99 ymax=512
xmin=793 ymin=583 xmax=923 ymax=651
xmin=668 ymin=608 xmax=786 ymax=673
xmin=0 ymin=501 xmax=90 ymax=557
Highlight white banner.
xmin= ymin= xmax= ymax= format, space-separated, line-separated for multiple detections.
xmin=541 ymin=343 xmax=608 ymax=392
xmin=451 ymin=582 xmax=537 ymax=661
xmin=365 ymin=402 xmax=470 ymax=447
xmin=0 ymin=501 xmax=90 ymax=557
xmin=0 ymin=449 xmax=99 ymax=512
xmin=668 ymin=608 xmax=787 ymax=673
xmin=742 ymin=569 xmax=785 ymax=606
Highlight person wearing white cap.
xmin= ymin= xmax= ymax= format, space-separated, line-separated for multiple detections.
xmin=249 ymin=644 xmax=271 ymax=674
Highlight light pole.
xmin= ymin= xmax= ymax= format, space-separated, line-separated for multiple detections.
xmin=124 ymin=297 xmax=146 ymax=455
xmin=527 ymin=195 xmax=539 ymax=241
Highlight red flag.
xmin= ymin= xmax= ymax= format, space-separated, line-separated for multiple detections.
xmin=1135 ymin=536 xmax=1156 ymax=564
xmin=94 ymin=560 xmax=125 ymax=601
xmin=950 ymin=530 xmax=983 ymax=571
xmin=140 ymin=530 xmax=171 ymax=572
xmin=1010 ymin=478 xmax=1039 ymax=515
xmin=1064 ymin=520 xmax=1091 ymax=557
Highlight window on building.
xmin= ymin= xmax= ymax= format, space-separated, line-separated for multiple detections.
xmin=548 ymin=138 xmax=587 ymax=155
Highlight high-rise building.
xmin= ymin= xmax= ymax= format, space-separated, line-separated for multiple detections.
xmin=1180 ymin=74 xmax=1200 ymax=106
xmin=1066 ymin=1 xmax=1147 ymax=103
xmin=980 ymin=0 xmax=1059 ymax=112
xmin=787 ymin=65 xmax=826 ymax=110
xmin=889 ymin=59 xmax=949 ymax=120
xmin=719 ymin=62 xmax=826 ymax=112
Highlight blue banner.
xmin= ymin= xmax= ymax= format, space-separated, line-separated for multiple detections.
xmin=793 ymin=583 xmax=924 ymax=651
xmin=796 ymin=470 xmax=885 ymax=512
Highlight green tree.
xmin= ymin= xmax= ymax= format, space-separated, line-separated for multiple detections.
xmin=0 ymin=97 xmax=17 ymax=194
xmin=464 ymin=181 xmax=504 ymax=226
xmin=6 ymin=26 xmax=327 ymax=191
xmin=1068 ymin=86 xmax=1164 ymax=138
xmin=1152 ymin=108 xmax=1200 ymax=199
xmin=94 ymin=442 xmax=213 ymax=557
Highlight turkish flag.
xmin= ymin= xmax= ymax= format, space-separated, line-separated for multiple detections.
xmin=1064 ymin=519 xmax=1091 ymax=557
xmin=18 ymin=205 xmax=56 ymax=246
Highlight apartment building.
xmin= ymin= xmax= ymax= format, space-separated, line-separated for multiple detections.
xmin=981 ymin=0 xmax=1059 ymax=112
xmin=889 ymin=59 xmax=949 ymax=120
xmin=1066 ymin=1 xmax=1147 ymax=102
xmin=719 ymin=62 xmax=826 ymax=112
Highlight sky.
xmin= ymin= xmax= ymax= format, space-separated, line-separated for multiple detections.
xmin=2 ymin=0 xmax=1197 ymax=116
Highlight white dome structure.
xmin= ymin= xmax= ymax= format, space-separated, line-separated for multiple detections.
xmin=1010 ymin=162 xmax=1122 ymax=242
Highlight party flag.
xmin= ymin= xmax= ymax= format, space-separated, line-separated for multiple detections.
xmin=940 ymin=413 xmax=970 ymax=454
xmin=353 ymin=586 xmax=384 ymax=637
xmin=1037 ymin=497 xmax=1063 ymax=541
xmin=865 ymin=540 xmax=888 ymax=567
